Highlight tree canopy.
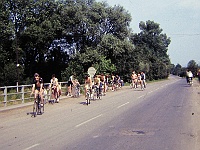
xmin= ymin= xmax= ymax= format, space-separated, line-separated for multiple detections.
xmin=0 ymin=0 xmax=172 ymax=86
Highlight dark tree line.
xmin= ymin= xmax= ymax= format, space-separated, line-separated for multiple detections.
xmin=0 ymin=0 xmax=172 ymax=86
xmin=171 ymin=60 xmax=199 ymax=77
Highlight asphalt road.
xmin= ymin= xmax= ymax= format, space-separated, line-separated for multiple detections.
xmin=0 ymin=76 xmax=200 ymax=150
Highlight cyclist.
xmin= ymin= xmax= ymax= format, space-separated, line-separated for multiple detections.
xmin=186 ymin=70 xmax=190 ymax=84
xmin=198 ymin=69 xmax=200 ymax=85
xmin=104 ymin=74 xmax=109 ymax=94
xmin=188 ymin=71 xmax=193 ymax=84
xmin=116 ymin=75 xmax=121 ymax=88
xmin=111 ymin=74 xmax=115 ymax=91
xmin=84 ymin=74 xmax=92 ymax=100
xmin=137 ymin=73 xmax=143 ymax=89
xmin=99 ymin=73 xmax=106 ymax=95
xmin=141 ymin=71 xmax=146 ymax=88
xmin=93 ymin=75 xmax=101 ymax=96
xmin=131 ymin=71 xmax=138 ymax=89
xmin=67 ymin=74 xmax=74 ymax=96
xmin=50 ymin=74 xmax=60 ymax=102
xmin=31 ymin=73 xmax=44 ymax=106
xmin=72 ymin=79 xmax=80 ymax=97
xmin=113 ymin=74 xmax=120 ymax=91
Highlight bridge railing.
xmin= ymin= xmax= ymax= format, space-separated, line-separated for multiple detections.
xmin=0 ymin=82 xmax=68 ymax=107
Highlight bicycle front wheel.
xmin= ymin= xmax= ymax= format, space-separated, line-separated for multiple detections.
xmin=32 ymin=101 xmax=37 ymax=117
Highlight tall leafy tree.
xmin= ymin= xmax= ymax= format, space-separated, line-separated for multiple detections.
xmin=0 ymin=0 xmax=175 ymax=86
xmin=131 ymin=20 xmax=171 ymax=80
xmin=187 ymin=60 xmax=198 ymax=76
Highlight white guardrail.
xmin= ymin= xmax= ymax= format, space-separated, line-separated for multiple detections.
xmin=0 ymin=82 xmax=68 ymax=107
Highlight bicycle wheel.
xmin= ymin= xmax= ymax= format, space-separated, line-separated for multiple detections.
xmin=133 ymin=83 xmax=135 ymax=89
xmin=86 ymin=92 xmax=89 ymax=105
xmin=96 ymin=88 xmax=99 ymax=99
xmin=37 ymin=96 xmax=42 ymax=115
xmin=93 ymin=88 xmax=97 ymax=100
xmin=37 ymin=103 xmax=41 ymax=115
xmin=41 ymin=99 xmax=44 ymax=113
xmin=88 ymin=93 xmax=91 ymax=104
xmin=32 ymin=101 xmax=37 ymax=117
xmin=98 ymin=88 xmax=102 ymax=100
xmin=130 ymin=83 xmax=133 ymax=89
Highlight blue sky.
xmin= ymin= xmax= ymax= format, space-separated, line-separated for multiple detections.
xmin=96 ymin=0 xmax=200 ymax=67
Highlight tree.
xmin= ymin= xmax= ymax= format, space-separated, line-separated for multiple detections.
xmin=0 ymin=0 xmax=175 ymax=86
xmin=187 ymin=60 xmax=198 ymax=76
xmin=131 ymin=20 xmax=171 ymax=80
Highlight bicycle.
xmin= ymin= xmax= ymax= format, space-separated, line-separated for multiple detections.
xmin=130 ymin=81 xmax=137 ymax=89
xmin=51 ymin=86 xmax=60 ymax=103
xmin=86 ymin=88 xmax=92 ymax=105
xmin=32 ymin=94 xmax=44 ymax=117
xmin=137 ymin=80 xmax=145 ymax=91
xmin=72 ymin=85 xmax=80 ymax=98
xmin=188 ymin=77 xmax=193 ymax=86
xmin=93 ymin=85 xmax=102 ymax=100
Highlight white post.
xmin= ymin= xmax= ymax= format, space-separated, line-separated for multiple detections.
xmin=16 ymin=82 xmax=19 ymax=93
xmin=4 ymin=87 xmax=7 ymax=107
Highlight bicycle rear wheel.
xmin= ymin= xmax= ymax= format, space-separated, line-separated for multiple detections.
xmin=99 ymin=88 xmax=103 ymax=99
xmin=37 ymin=95 xmax=42 ymax=115
xmin=41 ymin=100 xmax=44 ymax=113
xmin=86 ymin=92 xmax=89 ymax=105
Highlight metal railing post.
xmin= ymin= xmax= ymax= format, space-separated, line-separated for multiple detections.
xmin=21 ymin=86 xmax=24 ymax=103
xmin=4 ymin=87 xmax=7 ymax=107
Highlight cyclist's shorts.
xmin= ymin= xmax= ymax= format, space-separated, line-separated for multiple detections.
xmin=85 ymin=84 xmax=90 ymax=90
xmin=36 ymin=87 xmax=40 ymax=91
xmin=67 ymin=81 xmax=73 ymax=86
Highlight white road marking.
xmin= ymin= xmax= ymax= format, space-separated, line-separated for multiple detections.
xmin=148 ymin=91 xmax=154 ymax=94
xmin=117 ymin=102 xmax=130 ymax=108
xmin=138 ymin=95 xmax=145 ymax=99
xmin=23 ymin=144 xmax=40 ymax=150
xmin=75 ymin=114 xmax=103 ymax=127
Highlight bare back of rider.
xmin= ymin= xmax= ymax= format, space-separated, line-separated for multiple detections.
xmin=84 ymin=75 xmax=92 ymax=99
xmin=50 ymin=74 xmax=60 ymax=102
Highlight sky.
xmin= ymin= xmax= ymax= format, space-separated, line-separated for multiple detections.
xmin=96 ymin=0 xmax=200 ymax=67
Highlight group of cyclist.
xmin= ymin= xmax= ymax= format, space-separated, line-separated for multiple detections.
xmin=83 ymin=73 xmax=125 ymax=100
xmin=31 ymin=73 xmax=61 ymax=107
xmin=30 ymin=70 xmax=147 ymax=106
xmin=131 ymin=71 xmax=146 ymax=89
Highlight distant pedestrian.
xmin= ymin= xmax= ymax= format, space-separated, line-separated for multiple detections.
xmin=197 ymin=69 xmax=200 ymax=85
xmin=186 ymin=70 xmax=189 ymax=84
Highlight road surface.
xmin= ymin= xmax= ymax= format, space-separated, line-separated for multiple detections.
xmin=0 ymin=75 xmax=200 ymax=150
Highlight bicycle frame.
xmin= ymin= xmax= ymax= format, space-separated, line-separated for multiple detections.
xmin=32 ymin=94 xmax=44 ymax=117
xmin=94 ymin=86 xmax=102 ymax=100
xmin=86 ymin=88 xmax=91 ymax=105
